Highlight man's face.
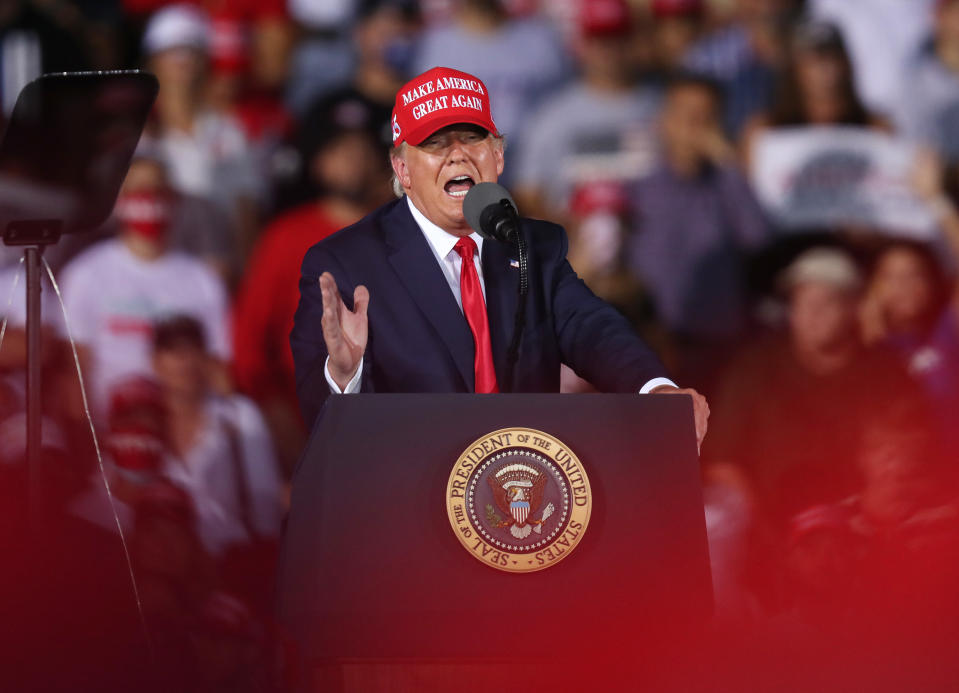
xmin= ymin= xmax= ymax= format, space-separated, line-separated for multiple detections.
xmin=391 ymin=124 xmax=504 ymax=235
xmin=121 ymin=157 xmax=168 ymax=195
xmin=938 ymin=0 xmax=959 ymax=44
xmin=153 ymin=342 xmax=208 ymax=399
xmin=860 ymin=435 xmax=925 ymax=526
xmin=116 ymin=158 xmax=173 ymax=243
xmin=579 ymin=35 xmax=633 ymax=85
xmin=149 ymin=46 xmax=206 ymax=96
xmin=738 ymin=0 xmax=793 ymax=23
xmin=654 ymin=17 xmax=702 ymax=70
xmin=872 ymin=248 xmax=934 ymax=328
xmin=661 ymin=84 xmax=718 ymax=161
xmin=795 ymin=50 xmax=845 ymax=99
xmin=788 ymin=282 xmax=858 ymax=356
xmin=313 ymin=131 xmax=389 ymax=206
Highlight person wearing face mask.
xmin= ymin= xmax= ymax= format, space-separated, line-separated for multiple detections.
xmin=291 ymin=66 xmax=710 ymax=448
xmin=68 ymin=376 xmax=169 ymax=537
xmin=58 ymin=154 xmax=231 ymax=422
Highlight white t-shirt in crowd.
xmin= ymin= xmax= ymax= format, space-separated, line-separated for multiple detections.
xmin=287 ymin=0 xmax=357 ymax=29
xmin=810 ymin=0 xmax=934 ymax=119
xmin=514 ymin=82 xmax=660 ymax=212
xmin=58 ymin=238 xmax=231 ymax=415
xmin=159 ymin=111 xmax=263 ymax=211
xmin=0 ymin=261 xmax=51 ymax=327
xmin=162 ymin=394 xmax=283 ymax=556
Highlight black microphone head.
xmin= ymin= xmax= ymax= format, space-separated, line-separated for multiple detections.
xmin=463 ymin=182 xmax=519 ymax=240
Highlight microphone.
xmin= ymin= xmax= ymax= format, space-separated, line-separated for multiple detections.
xmin=464 ymin=182 xmax=528 ymax=392
xmin=463 ymin=182 xmax=519 ymax=243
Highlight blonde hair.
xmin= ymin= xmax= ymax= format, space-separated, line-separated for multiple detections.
xmin=389 ymin=142 xmax=407 ymax=198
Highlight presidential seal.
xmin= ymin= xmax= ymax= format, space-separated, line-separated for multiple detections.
xmin=446 ymin=427 xmax=592 ymax=573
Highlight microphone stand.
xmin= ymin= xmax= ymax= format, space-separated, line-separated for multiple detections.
xmin=0 ymin=70 xmax=157 ymax=532
xmin=504 ymin=231 xmax=528 ymax=393
xmin=494 ymin=202 xmax=528 ymax=394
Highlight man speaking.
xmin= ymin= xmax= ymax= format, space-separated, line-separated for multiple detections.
xmin=291 ymin=66 xmax=709 ymax=445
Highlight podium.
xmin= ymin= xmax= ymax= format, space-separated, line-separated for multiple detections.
xmin=276 ymin=394 xmax=712 ymax=690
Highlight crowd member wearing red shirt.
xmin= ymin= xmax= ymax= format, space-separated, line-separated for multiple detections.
xmin=232 ymin=94 xmax=392 ymax=474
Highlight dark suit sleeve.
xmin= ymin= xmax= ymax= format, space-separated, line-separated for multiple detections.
xmin=546 ymin=226 xmax=669 ymax=392
xmin=290 ymin=244 xmax=375 ymax=427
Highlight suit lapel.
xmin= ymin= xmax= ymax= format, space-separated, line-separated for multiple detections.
xmin=384 ymin=200 xmax=475 ymax=391
xmin=482 ymin=235 xmax=520 ymax=390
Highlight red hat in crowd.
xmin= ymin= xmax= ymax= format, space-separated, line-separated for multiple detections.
xmin=569 ymin=180 xmax=629 ymax=217
xmin=580 ymin=0 xmax=632 ymax=37
xmin=109 ymin=376 xmax=165 ymax=424
xmin=391 ymin=66 xmax=498 ymax=147
xmin=107 ymin=376 xmax=166 ymax=479
xmin=651 ymin=0 xmax=704 ymax=18
xmin=209 ymin=16 xmax=248 ymax=75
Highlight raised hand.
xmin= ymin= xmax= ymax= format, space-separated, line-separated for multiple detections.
xmin=910 ymin=147 xmax=945 ymax=203
xmin=319 ymin=272 xmax=370 ymax=391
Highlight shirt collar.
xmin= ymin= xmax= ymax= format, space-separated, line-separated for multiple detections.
xmin=406 ymin=196 xmax=484 ymax=260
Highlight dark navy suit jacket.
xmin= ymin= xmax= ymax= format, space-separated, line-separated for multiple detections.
xmin=291 ymin=197 xmax=668 ymax=427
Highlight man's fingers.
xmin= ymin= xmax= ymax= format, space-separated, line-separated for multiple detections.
xmin=318 ymin=273 xmax=367 ymax=383
xmin=320 ymin=273 xmax=368 ymax=319
xmin=319 ymin=271 xmax=334 ymax=293
xmin=649 ymin=386 xmax=709 ymax=452
xmin=319 ymin=273 xmax=336 ymax=316
xmin=353 ymin=285 xmax=370 ymax=317
xmin=319 ymin=272 xmax=344 ymax=306
xmin=319 ymin=274 xmax=368 ymax=362
xmin=319 ymin=273 xmax=344 ymax=343
xmin=693 ymin=392 xmax=710 ymax=451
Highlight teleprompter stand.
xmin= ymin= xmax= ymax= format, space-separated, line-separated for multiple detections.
xmin=0 ymin=71 xmax=157 ymax=527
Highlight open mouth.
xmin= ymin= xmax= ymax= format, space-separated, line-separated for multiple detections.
xmin=444 ymin=175 xmax=474 ymax=198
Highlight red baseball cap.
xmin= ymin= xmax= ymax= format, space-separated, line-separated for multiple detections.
xmin=651 ymin=0 xmax=704 ymax=18
xmin=391 ymin=66 xmax=498 ymax=147
xmin=210 ymin=16 xmax=248 ymax=75
xmin=580 ymin=0 xmax=631 ymax=37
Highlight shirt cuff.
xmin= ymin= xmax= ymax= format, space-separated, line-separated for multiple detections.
xmin=324 ymin=357 xmax=363 ymax=394
xmin=639 ymin=377 xmax=679 ymax=394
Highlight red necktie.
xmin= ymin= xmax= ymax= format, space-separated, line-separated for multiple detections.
xmin=454 ymin=237 xmax=499 ymax=393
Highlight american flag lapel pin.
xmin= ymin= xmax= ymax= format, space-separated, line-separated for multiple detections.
xmin=509 ymin=259 xmax=519 ymax=269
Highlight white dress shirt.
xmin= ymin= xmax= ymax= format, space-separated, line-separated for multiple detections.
xmin=324 ymin=196 xmax=676 ymax=394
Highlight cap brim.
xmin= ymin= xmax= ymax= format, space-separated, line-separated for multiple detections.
xmin=403 ymin=115 xmax=497 ymax=146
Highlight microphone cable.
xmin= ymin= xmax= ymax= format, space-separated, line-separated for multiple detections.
xmin=42 ymin=256 xmax=156 ymax=665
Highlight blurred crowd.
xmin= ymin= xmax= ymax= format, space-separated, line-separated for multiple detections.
xmin=1 ymin=0 xmax=959 ymax=689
